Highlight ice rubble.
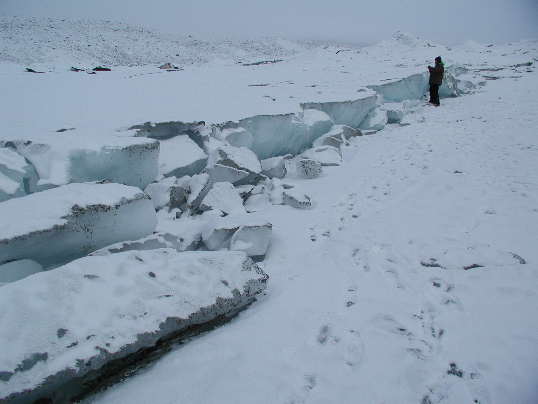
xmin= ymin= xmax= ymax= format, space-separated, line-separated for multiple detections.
xmin=0 ymin=249 xmax=268 ymax=403
xmin=0 ymin=64 xmax=468 ymax=203
xmin=0 ymin=63 xmax=471 ymax=271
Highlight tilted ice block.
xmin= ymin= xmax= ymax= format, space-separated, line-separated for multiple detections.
xmin=359 ymin=107 xmax=388 ymax=131
xmin=202 ymin=214 xmax=272 ymax=257
xmin=208 ymin=145 xmax=262 ymax=175
xmin=204 ymin=145 xmax=262 ymax=186
xmin=282 ymin=189 xmax=312 ymax=209
xmin=313 ymin=125 xmax=363 ymax=150
xmin=157 ymin=135 xmax=207 ymax=179
xmin=186 ymin=173 xmax=211 ymax=211
xmin=0 ymin=249 xmax=268 ymax=403
xmin=200 ymin=182 xmax=246 ymax=215
xmin=2 ymin=134 xmax=159 ymax=191
xmin=0 ymin=148 xmax=37 ymax=202
xmin=230 ymin=222 xmax=273 ymax=258
xmin=0 ymin=183 xmax=157 ymax=268
xmin=204 ymin=164 xmax=251 ymax=187
xmin=301 ymin=93 xmax=378 ymax=128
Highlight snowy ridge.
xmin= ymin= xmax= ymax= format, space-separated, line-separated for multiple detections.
xmin=0 ymin=15 xmax=320 ymax=67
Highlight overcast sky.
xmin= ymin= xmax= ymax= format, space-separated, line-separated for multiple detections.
xmin=1 ymin=0 xmax=537 ymax=46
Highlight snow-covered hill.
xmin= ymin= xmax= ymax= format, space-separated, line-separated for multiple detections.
xmin=1 ymin=15 xmax=538 ymax=404
xmin=0 ymin=15 xmax=320 ymax=67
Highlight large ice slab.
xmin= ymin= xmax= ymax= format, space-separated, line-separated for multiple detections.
xmin=0 ymin=183 xmax=157 ymax=268
xmin=369 ymin=73 xmax=429 ymax=103
xmin=157 ymin=135 xmax=207 ymax=178
xmin=301 ymin=94 xmax=378 ymax=128
xmin=1 ymin=134 xmax=159 ymax=191
xmin=0 ymin=249 xmax=268 ymax=403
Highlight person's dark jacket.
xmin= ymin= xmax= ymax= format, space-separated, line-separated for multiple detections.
xmin=428 ymin=62 xmax=444 ymax=85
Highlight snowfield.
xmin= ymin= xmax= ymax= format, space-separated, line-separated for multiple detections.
xmin=1 ymin=15 xmax=537 ymax=404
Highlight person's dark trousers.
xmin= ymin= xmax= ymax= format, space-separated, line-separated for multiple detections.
xmin=429 ymin=84 xmax=440 ymax=105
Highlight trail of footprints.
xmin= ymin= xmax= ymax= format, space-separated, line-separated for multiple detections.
xmin=351 ymin=242 xmax=490 ymax=403
xmin=305 ymin=190 xmax=490 ymax=402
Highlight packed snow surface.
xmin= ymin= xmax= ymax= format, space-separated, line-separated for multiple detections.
xmin=0 ymin=15 xmax=537 ymax=404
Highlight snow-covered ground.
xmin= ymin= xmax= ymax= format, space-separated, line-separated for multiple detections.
xmin=1 ymin=15 xmax=537 ymax=403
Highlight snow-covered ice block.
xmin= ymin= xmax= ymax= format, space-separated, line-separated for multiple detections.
xmin=202 ymin=214 xmax=272 ymax=257
xmin=296 ymin=159 xmax=323 ymax=179
xmin=2 ymin=134 xmax=159 ymax=190
xmin=0 ymin=183 xmax=157 ymax=268
xmin=0 ymin=259 xmax=43 ymax=286
xmin=359 ymin=107 xmax=388 ymax=131
xmin=204 ymin=163 xmax=251 ymax=186
xmin=302 ymin=146 xmax=342 ymax=166
xmin=157 ymin=135 xmax=207 ymax=178
xmin=208 ymin=145 xmax=262 ymax=175
xmin=261 ymin=156 xmax=288 ymax=179
xmin=205 ymin=145 xmax=262 ymax=186
xmin=144 ymin=182 xmax=187 ymax=211
xmin=200 ymin=182 xmax=246 ymax=215
xmin=186 ymin=173 xmax=211 ymax=211
xmin=283 ymin=189 xmax=312 ymax=209
xmin=0 ymin=148 xmax=38 ymax=202
xmin=312 ymin=131 xmax=344 ymax=149
xmin=230 ymin=222 xmax=273 ymax=258
xmin=0 ymin=249 xmax=268 ymax=403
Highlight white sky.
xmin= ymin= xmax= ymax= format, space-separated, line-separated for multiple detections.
xmin=1 ymin=0 xmax=537 ymax=46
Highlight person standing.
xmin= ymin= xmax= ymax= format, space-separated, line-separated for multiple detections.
xmin=428 ymin=56 xmax=444 ymax=106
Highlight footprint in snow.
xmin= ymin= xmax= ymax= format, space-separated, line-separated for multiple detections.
xmin=316 ymin=324 xmax=365 ymax=369
xmin=283 ymin=373 xmax=317 ymax=404
xmin=421 ymin=362 xmax=491 ymax=404
xmin=344 ymin=284 xmax=358 ymax=308
xmin=344 ymin=329 xmax=365 ymax=368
